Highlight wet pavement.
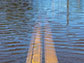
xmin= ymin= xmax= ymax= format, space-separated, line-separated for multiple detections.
xmin=0 ymin=0 xmax=84 ymax=63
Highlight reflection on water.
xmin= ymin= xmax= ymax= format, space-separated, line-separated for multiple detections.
xmin=0 ymin=0 xmax=84 ymax=63
xmin=0 ymin=1 xmax=33 ymax=63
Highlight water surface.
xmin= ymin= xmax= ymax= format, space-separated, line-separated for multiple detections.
xmin=0 ymin=0 xmax=84 ymax=63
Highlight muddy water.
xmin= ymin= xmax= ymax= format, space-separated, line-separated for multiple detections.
xmin=0 ymin=0 xmax=84 ymax=63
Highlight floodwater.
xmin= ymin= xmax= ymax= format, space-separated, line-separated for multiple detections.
xmin=0 ymin=0 xmax=84 ymax=63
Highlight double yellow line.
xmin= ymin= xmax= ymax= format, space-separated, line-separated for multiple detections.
xmin=26 ymin=23 xmax=42 ymax=63
xmin=26 ymin=22 xmax=58 ymax=63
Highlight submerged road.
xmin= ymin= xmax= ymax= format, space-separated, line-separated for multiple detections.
xmin=0 ymin=0 xmax=84 ymax=63
xmin=26 ymin=21 xmax=58 ymax=63
xmin=44 ymin=21 xmax=58 ymax=63
xmin=26 ymin=22 xmax=42 ymax=63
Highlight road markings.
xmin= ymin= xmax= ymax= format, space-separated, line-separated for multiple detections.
xmin=26 ymin=22 xmax=58 ymax=63
xmin=26 ymin=23 xmax=42 ymax=63
xmin=44 ymin=22 xmax=58 ymax=63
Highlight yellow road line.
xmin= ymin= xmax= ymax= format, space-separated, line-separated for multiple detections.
xmin=44 ymin=22 xmax=58 ymax=63
xmin=26 ymin=22 xmax=58 ymax=63
xmin=26 ymin=23 xmax=42 ymax=63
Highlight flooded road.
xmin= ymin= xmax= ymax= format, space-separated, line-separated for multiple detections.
xmin=26 ymin=22 xmax=42 ymax=63
xmin=0 ymin=0 xmax=84 ymax=63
